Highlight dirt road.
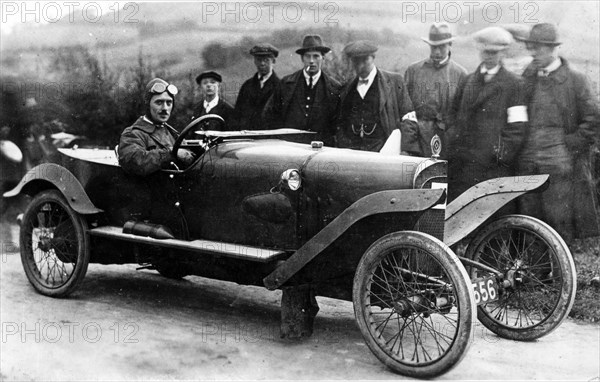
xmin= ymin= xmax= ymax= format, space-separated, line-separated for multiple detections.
xmin=1 ymin=222 xmax=599 ymax=380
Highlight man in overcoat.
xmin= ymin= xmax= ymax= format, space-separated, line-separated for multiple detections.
xmin=233 ymin=43 xmax=280 ymax=130
xmin=335 ymin=41 xmax=420 ymax=154
xmin=405 ymin=23 xmax=467 ymax=158
xmin=265 ymin=35 xmax=340 ymax=146
xmin=516 ymin=23 xmax=600 ymax=240
xmin=447 ymin=27 xmax=528 ymax=202
xmin=192 ymin=71 xmax=234 ymax=130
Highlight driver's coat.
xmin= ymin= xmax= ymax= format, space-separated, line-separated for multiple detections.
xmin=118 ymin=116 xmax=177 ymax=176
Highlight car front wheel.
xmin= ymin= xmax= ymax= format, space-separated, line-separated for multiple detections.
xmin=353 ymin=231 xmax=475 ymax=378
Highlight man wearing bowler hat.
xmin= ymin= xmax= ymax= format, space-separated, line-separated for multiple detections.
xmin=516 ymin=23 xmax=599 ymax=240
xmin=448 ymin=27 xmax=528 ymax=203
xmin=405 ymin=23 xmax=467 ymax=158
xmin=233 ymin=43 xmax=280 ymax=130
xmin=192 ymin=70 xmax=234 ymax=130
xmin=265 ymin=35 xmax=340 ymax=145
xmin=336 ymin=40 xmax=419 ymax=154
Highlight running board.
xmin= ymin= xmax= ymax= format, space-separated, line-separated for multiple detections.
xmin=89 ymin=226 xmax=287 ymax=263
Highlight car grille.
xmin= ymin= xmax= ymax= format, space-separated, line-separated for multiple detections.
xmin=415 ymin=209 xmax=445 ymax=241
xmin=413 ymin=161 xmax=447 ymax=241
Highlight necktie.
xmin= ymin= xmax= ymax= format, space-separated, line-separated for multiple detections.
xmin=258 ymin=75 xmax=264 ymax=88
xmin=537 ymin=69 xmax=549 ymax=77
xmin=358 ymin=78 xmax=369 ymax=85
xmin=308 ymin=75 xmax=313 ymax=89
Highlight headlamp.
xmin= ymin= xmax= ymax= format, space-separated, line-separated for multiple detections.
xmin=281 ymin=169 xmax=302 ymax=191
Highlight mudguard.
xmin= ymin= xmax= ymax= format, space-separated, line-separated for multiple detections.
xmin=263 ymin=188 xmax=446 ymax=290
xmin=444 ymin=175 xmax=549 ymax=246
xmin=3 ymin=163 xmax=103 ymax=215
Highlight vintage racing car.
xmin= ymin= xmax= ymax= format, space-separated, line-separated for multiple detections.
xmin=4 ymin=115 xmax=576 ymax=378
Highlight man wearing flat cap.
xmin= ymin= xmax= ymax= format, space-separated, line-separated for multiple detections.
xmin=265 ymin=35 xmax=340 ymax=145
xmin=336 ymin=40 xmax=419 ymax=154
xmin=119 ymin=78 xmax=195 ymax=176
xmin=232 ymin=43 xmax=280 ymax=130
xmin=405 ymin=23 xmax=467 ymax=158
xmin=448 ymin=27 xmax=528 ymax=203
xmin=192 ymin=70 xmax=234 ymax=130
xmin=516 ymin=23 xmax=599 ymax=240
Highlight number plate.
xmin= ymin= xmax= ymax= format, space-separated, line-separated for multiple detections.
xmin=471 ymin=276 xmax=499 ymax=305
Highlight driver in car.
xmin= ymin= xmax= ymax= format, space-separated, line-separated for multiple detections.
xmin=118 ymin=78 xmax=195 ymax=176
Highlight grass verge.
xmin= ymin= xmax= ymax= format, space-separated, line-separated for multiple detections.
xmin=569 ymin=236 xmax=600 ymax=323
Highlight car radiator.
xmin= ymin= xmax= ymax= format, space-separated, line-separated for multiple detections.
xmin=413 ymin=160 xmax=447 ymax=241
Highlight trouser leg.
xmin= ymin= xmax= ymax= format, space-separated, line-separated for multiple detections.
xmin=517 ymin=160 xmax=545 ymax=221
xmin=541 ymin=173 xmax=574 ymax=242
xmin=280 ymin=285 xmax=320 ymax=339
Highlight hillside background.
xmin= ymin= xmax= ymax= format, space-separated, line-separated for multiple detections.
xmin=1 ymin=1 xmax=598 ymax=145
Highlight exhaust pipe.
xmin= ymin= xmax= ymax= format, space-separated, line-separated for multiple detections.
xmin=123 ymin=221 xmax=174 ymax=240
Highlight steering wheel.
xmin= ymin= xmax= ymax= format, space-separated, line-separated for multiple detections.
xmin=171 ymin=114 xmax=226 ymax=161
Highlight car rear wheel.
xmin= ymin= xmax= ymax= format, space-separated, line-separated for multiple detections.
xmin=353 ymin=231 xmax=475 ymax=378
xmin=20 ymin=189 xmax=90 ymax=297
xmin=465 ymin=214 xmax=576 ymax=341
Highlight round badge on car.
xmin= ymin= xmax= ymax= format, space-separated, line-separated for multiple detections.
xmin=430 ymin=135 xmax=442 ymax=159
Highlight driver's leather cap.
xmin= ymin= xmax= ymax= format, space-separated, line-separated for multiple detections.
xmin=144 ymin=78 xmax=175 ymax=105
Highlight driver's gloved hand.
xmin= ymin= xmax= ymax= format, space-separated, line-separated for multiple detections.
xmin=176 ymin=148 xmax=196 ymax=166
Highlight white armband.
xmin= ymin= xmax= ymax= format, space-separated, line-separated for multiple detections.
xmin=507 ymin=105 xmax=528 ymax=123
xmin=402 ymin=111 xmax=418 ymax=123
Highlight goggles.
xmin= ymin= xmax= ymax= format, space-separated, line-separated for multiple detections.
xmin=150 ymin=82 xmax=179 ymax=96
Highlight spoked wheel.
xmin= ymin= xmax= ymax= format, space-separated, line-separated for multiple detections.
xmin=20 ymin=190 xmax=90 ymax=297
xmin=353 ymin=231 xmax=475 ymax=378
xmin=465 ymin=214 xmax=576 ymax=341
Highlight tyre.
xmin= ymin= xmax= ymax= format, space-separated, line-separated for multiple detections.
xmin=20 ymin=189 xmax=90 ymax=297
xmin=465 ymin=214 xmax=576 ymax=341
xmin=353 ymin=231 xmax=475 ymax=378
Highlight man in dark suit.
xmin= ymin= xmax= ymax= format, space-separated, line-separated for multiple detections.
xmin=265 ymin=35 xmax=340 ymax=146
xmin=233 ymin=43 xmax=280 ymax=130
xmin=448 ymin=27 xmax=528 ymax=202
xmin=192 ymin=71 xmax=234 ymax=130
xmin=336 ymin=40 xmax=420 ymax=154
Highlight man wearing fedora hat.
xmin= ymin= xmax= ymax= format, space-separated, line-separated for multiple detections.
xmin=232 ymin=43 xmax=280 ymax=130
xmin=265 ymin=35 xmax=340 ymax=145
xmin=448 ymin=26 xmax=528 ymax=203
xmin=336 ymin=40 xmax=419 ymax=153
xmin=516 ymin=23 xmax=599 ymax=240
xmin=405 ymin=23 xmax=467 ymax=158
xmin=192 ymin=70 xmax=234 ymax=130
